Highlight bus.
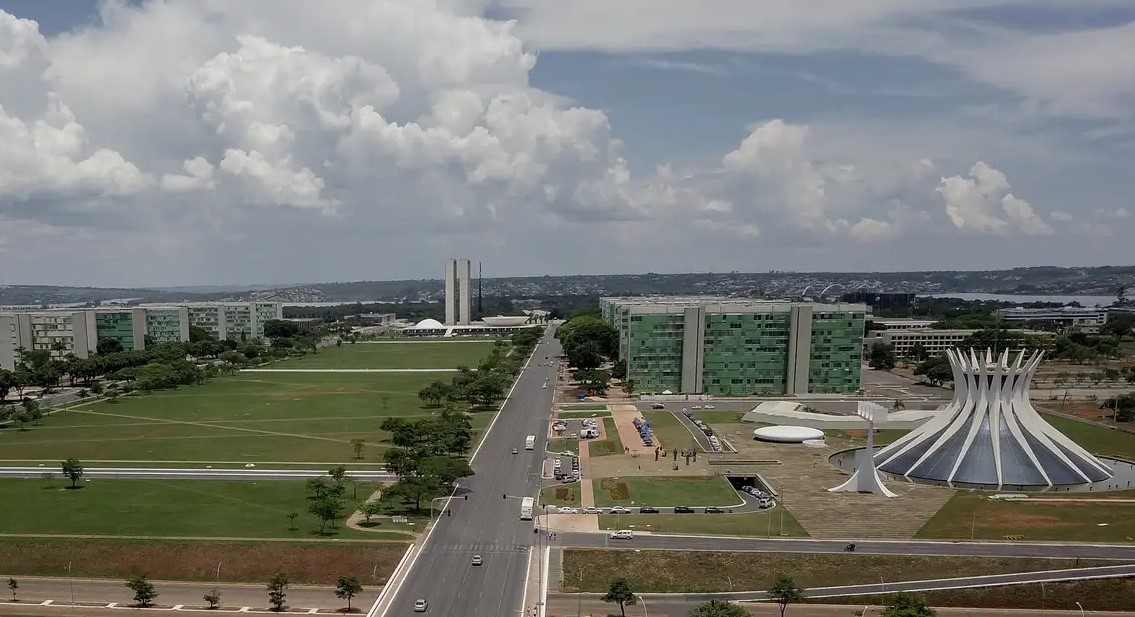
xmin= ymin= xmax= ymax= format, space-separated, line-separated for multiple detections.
xmin=520 ymin=497 xmax=535 ymax=520
xmin=525 ymin=435 xmax=536 ymax=450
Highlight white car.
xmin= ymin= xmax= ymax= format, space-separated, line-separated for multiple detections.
xmin=692 ymin=405 xmax=703 ymax=410
xmin=704 ymin=405 xmax=716 ymax=410
xmin=557 ymin=507 xmax=578 ymax=514
xmin=609 ymin=530 xmax=635 ymax=539
xmin=582 ymin=507 xmax=602 ymax=514
xmin=609 ymin=506 xmax=632 ymax=514
xmin=542 ymin=384 xmax=547 ymax=389
xmin=414 ymin=599 xmax=428 ymax=612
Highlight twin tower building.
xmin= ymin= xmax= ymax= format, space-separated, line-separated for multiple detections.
xmin=444 ymin=258 xmax=473 ymax=327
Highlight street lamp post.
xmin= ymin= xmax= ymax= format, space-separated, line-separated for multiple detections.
xmin=68 ymin=561 xmax=74 ymax=604
xmin=640 ymin=595 xmax=649 ymax=617
xmin=1076 ymin=601 xmax=1085 ymax=617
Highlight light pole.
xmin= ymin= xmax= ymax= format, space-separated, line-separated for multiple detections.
xmin=428 ymin=495 xmax=451 ymax=522
xmin=68 ymin=561 xmax=74 ymax=604
xmin=577 ymin=568 xmax=583 ymax=617
xmin=640 ymin=595 xmax=649 ymax=617
xmin=216 ymin=562 xmax=221 ymax=581
xmin=1076 ymin=601 xmax=1085 ymax=617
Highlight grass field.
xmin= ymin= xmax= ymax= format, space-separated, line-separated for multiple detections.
xmin=1042 ymin=412 xmax=1135 ymax=460
xmin=643 ymin=412 xmax=700 ymax=451
xmin=0 ymin=478 xmax=395 ymax=539
xmin=690 ymin=410 xmax=746 ymax=424
xmin=588 ymin=418 xmax=624 ymax=457
xmin=597 ymin=509 xmax=807 ymax=537
xmin=593 ymin=476 xmax=740 ymax=507
xmin=0 ymin=371 xmax=494 ymax=463
xmin=556 ymin=411 xmax=611 ymax=419
xmin=0 ymin=538 xmax=408 ymax=584
xmin=561 ymin=550 xmax=1106 ymax=593
xmin=540 ymin=484 xmax=582 ymax=507
xmin=266 ymin=340 xmax=499 ymax=369
xmin=916 ymin=492 xmax=1135 ymax=542
xmin=547 ymin=438 xmax=578 ymax=455
xmin=888 ymin=578 xmax=1135 ymax=612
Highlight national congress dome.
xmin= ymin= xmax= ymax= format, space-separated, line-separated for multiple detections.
xmin=412 ymin=318 xmax=445 ymax=329
xmin=874 ymin=348 xmax=1112 ymax=489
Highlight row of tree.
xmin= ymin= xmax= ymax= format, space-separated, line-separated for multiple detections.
xmin=556 ymin=314 xmax=619 ymax=371
xmin=602 ymin=576 xmax=936 ymax=617
xmin=110 ymin=572 xmax=363 ymax=612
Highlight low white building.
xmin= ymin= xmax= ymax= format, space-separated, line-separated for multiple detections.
xmin=995 ymin=306 xmax=1108 ymax=333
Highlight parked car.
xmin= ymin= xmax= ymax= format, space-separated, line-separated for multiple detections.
xmin=703 ymin=404 xmax=716 ymax=409
xmin=582 ymin=507 xmax=602 ymax=514
xmin=650 ymin=403 xmax=665 ymax=409
xmin=674 ymin=506 xmax=695 ymax=514
xmin=471 ymin=555 xmax=483 ymax=566
xmin=561 ymin=476 xmax=575 ymax=484
xmin=558 ymin=507 xmax=578 ymax=514
xmin=609 ymin=530 xmax=635 ymax=540
xmin=638 ymin=506 xmax=659 ymax=514
xmin=758 ymin=499 xmax=774 ymax=509
xmin=609 ymin=506 xmax=632 ymax=514
xmin=704 ymin=506 xmax=724 ymax=514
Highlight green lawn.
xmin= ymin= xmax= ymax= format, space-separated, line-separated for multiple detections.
xmin=548 ymin=438 xmax=578 ymax=455
xmin=592 ymin=476 xmax=741 ymax=507
xmin=588 ymin=418 xmax=624 ymax=457
xmin=643 ymin=412 xmax=700 ymax=451
xmin=559 ymin=404 xmax=609 ymax=411
xmin=0 ymin=372 xmax=495 ymax=463
xmin=557 ymin=411 xmax=611 ymax=419
xmin=266 ymin=340 xmax=500 ymax=369
xmin=597 ymin=509 xmax=807 ymax=537
xmin=0 ymin=478 xmax=391 ymax=539
xmin=541 ymin=484 xmax=582 ymax=507
xmin=691 ymin=410 xmax=746 ymax=424
xmin=1041 ymin=413 xmax=1135 ymax=460
xmin=917 ymin=492 xmax=1135 ymax=542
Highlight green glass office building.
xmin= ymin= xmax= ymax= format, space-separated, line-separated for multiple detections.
xmin=601 ymin=297 xmax=866 ymax=396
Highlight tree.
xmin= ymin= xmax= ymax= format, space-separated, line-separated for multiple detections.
xmin=264 ymin=320 xmax=301 ymax=339
xmin=687 ymin=599 xmax=747 ymax=617
xmin=7 ymin=578 xmax=17 ymax=601
xmin=1104 ymin=367 xmax=1121 ymax=383
xmin=601 ymin=579 xmax=637 ymax=617
xmin=351 ymin=439 xmax=366 ymax=460
xmin=61 ymin=458 xmax=84 ymax=488
xmin=359 ymin=500 xmax=384 ymax=525
xmin=286 ymin=511 xmax=299 ymax=531
xmin=1101 ymin=314 xmax=1135 ymax=342
xmin=417 ymin=381 xmax=449 ymax=407
xmin=203 ymin=588 xmax=221 ymax=609
xmin=881 ymin=592 xmax=936 ymax=617
xmin=96 ymin=338 xmax=124 ymax=355
xmin=768 ymin=575 xmax=804 ymax=617
xmin=0 ymin=368 xmax=13 ymax=402
xmin=21 ymin=399 xmax=43 ymax=425
xmin=328 ymin=465 xmax=348 ymax=488
xmin=334 ymin=576 xmax=363 ymax=612
xmin=385 ymin=475 xmax=444 ymax=512
xmin=308 ymin=491 xmax=344 ymax=534
xmin=266 ymin=572 xmax=289 ymax=612
xmin=913 ymin=355 xmax=953 ymax=387
xmin=868 ymin=343 xmax=897 ymax=371
xmin=125 ymin=575 xmax=158 ymax=607
xmin=908 ymin=343 xmax=930 ymax=363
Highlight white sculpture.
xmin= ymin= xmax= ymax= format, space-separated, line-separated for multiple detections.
xmin=874 ymin=348 xmax=1112 ymax=488
xmin=829 ymin=401 xmax=898 ymax=497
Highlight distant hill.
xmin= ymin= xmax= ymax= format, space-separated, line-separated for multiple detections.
xmin=3 ymin=265 xmax=1132 ymax=307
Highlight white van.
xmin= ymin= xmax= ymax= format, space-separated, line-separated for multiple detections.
xmin=609 ymin=530 xmax=634 ymax=540
xmin=525 ymin=435 xmax=536 ymax=450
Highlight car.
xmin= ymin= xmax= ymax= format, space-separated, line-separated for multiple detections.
xmin=512 ymin=448 xmax=518 ymax=454
xmin=414 ymin=599 xmax=428 ymax=612
xmin=758 ymin=499 xmax=774 ymax=509
xmin=558 ymin=507 xmax=578 ymax=514
xmin=650 ymin=403 xmax=665 ymax=409
xmin=609 ymin=530 xmax=634 ymax=539
xmin=638 ymin=506 xmax=659 ymax=514
xmin=582 ymin=507 xmax=602 ymax=514
xmin=705 ymin=506 xmax=724 ymax=514
xmin=674 ymin=506 xmax=694 ymax=514
xmin=471 ymin=555 xmax=483 ymax=566
xmin=692 ymin=405 xmax=702 ymax=410
xmin=542 ymin=384 xmax=547 ymax=389
xmin=609 ymin=506 xmax=632 ymax=514
xmin=561 ymin=476 xmax=575 ymax=483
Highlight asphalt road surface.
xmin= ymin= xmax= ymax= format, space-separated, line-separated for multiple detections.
xmin=8 ymin=576 xmax=376 ymax=611
xmin=0 ymin=467 xmax=396 ymax=481
xmin=380 ymin=330 xmax=559 ymax=617
xmin=557 ymin=534 xmax=1135 ymax=560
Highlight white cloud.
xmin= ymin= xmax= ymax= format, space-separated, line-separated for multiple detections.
xmin=1050 ymin=210 xmax=1074 ymax=222
xmin=937 ymin=162 xmax=1052 ymax=235
xmin=1095 ymin=207 xmax=1131 ymax=219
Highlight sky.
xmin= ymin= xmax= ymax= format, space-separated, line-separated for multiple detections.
xmin=0 ymin=0 xmax=1133 ymax=287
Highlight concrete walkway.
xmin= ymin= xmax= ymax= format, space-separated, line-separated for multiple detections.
xmin=241 ymin=368 xmax=459 ymax=373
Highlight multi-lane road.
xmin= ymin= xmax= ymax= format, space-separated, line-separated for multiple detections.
xmin=0 ymin=467 xmax=397 ymax=480
xmin=379 ymin=330 xmax=559 ymax=617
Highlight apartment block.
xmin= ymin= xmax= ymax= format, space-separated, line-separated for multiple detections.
xmin=144 ymin=307 xmax=191 ymax=343
xmin=869 ymin=327 xmax=1056 ymax=358
xmin=601 ymin=297 xmax=866 ymax=396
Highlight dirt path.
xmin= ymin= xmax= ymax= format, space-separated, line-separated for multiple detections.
xmin=72 ymin=408 xmax=370 ymax=447
xmin=342 ymin=490 xmax=419 ymax=538
xmin=577 ymin=433 xmax=596 ymax=508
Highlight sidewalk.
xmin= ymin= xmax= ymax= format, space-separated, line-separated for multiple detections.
xmin=521 ymin=546 xmax=549 ymax=617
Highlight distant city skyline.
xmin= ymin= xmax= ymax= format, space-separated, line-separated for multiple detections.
xmin=1 ymin=1 xmax=1134 ymax=287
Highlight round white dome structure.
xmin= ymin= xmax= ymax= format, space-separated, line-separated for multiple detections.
xmin=481 ymin=315 xmax=529 ymax=326
xmin=875 ymin=348 xmax=1113 ymax=488
xmin=413 ymin=318 xmax=445 ymax=329
xmin=754 ymin=426 xmax=825 ymax=443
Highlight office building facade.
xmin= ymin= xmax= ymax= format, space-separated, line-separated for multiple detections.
xmin=444 ymin=258 xmax=472 ymax=326
xmin=601 ymin=297 xmax=867 ymax=396
xmin=995 ymin=306 xmax=1108 ymax=333
xmin=0 ymin=302 xmax=279 ymax=369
